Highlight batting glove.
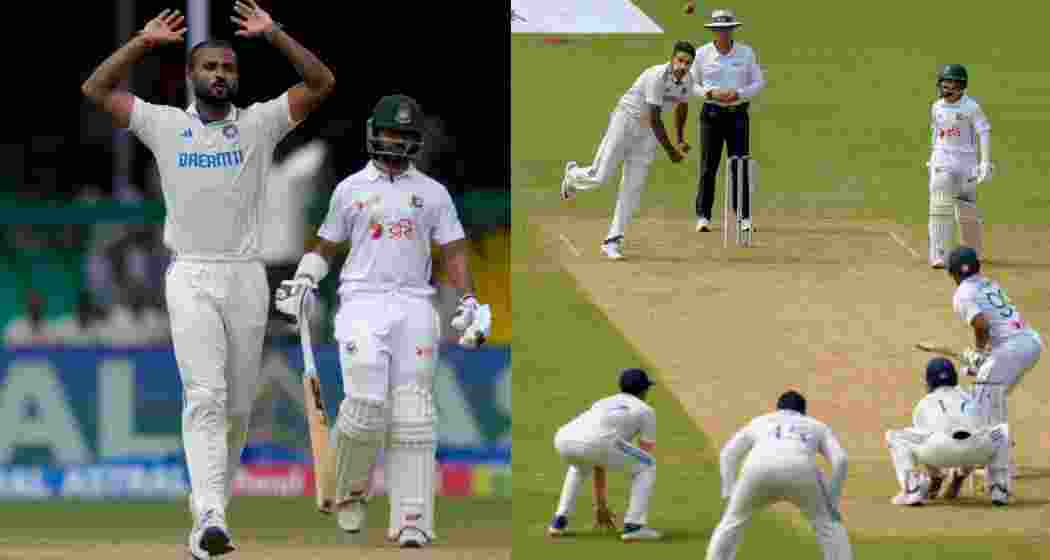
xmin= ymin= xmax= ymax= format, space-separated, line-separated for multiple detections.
xmin=961 ymin=348 xmax=988 ymax=372
xmin=275 ymin=277 xmax=317 ymax=323
xmin=451 ymin=294 xmax=492 ymax=349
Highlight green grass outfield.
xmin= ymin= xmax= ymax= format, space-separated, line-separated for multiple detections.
xmin=0 ymin=496 xmax=509 ymax=547
xmin=513 ymin=0 xmax=1050 ymax=557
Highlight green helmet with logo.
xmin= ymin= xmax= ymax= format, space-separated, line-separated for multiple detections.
xmin=937 ymin=64 xmax=968 ymax=91
xmin=366 ymin=94 xmax=425 ymax=161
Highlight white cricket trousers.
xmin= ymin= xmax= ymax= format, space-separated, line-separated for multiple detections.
xmin=565 ymin=107 xmax=658 ymax=242
xmin=928 ymin=150 xmax=979 ymax=263
xmin=553 ymin=429 xmax=656 ymax=526
xmin=166 ymin=257 xmax=269 ymax=518
xmin=334 ymin=290 xmax=441 ymax=539
xmin=705 ymin=452 xmax=852 ymax=560
xmin=886 ymin=424 xmax=1010 ymax=491
xmin=974 ymin=331 xmax=1043 ymax=426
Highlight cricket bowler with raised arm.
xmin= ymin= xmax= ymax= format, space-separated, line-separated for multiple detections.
xmin=706 ymin=391 xmax=852 ymax=560
xmin=560 ymin=42 xmax=696 ymax=260
xmin=274 ymin=93 xmax=492 ymax=548
xmin=927 ymin=64 xmax=994 ymax=267
xmin=885 ymin=357 xmax=1012 ymax=506
xmin=547 ymin=368 xmax=661 ymax=541
xmin=80 ymin=3 xmax=334 ymax=558
xmin=943 ymin=246 xmax=1042 ymax=491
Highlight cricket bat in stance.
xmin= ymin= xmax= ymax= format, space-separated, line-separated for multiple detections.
xmin=915 ymin=341 xmax=962 ymax=360
xmin=300 ymin=307 xmax=335 ymax=513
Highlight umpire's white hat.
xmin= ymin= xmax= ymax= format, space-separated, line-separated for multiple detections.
xmin=704 ymin=9 xmax=742 ymax=29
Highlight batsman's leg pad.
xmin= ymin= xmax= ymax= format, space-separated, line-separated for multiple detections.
xmin=928 ymin=169 xmax=957 ymax=263
xmin=387 ymin=383 xmax=437 ymax=542
xmin=334 ymin=396 xmax=387 ymax=503
xmin=955 ymin=198 xmax=983 ymax=256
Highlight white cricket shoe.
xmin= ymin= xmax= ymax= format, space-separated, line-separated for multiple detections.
xmin=189 ymin=509 xmax=235 ymax=559
xmin=891 ymin=472 xmax=930 ymax=506
xmin=990 ymin=484 xmax=1009 ymax=506
xmin=740 ymin=218 xmax=752 ymax=232
xmin=398 ymin=526 xmax=431 ymax=548
xmin=696 ymin=217 xmax=711 ymax=232
xmin=336 ymin=493 xmax=368 ymax=534
xmin=600 ymin=239 xmax=625 ymax=260
xmin=561 ymin=162 xmax=578 ymax=201
xmin=621 ymin=526 xmax=662 ymax=541
xmin=931 ymin=259 xmax=945 ymax=269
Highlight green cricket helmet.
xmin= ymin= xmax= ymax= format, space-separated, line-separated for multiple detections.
xmin=366 ymin=94 xmax=425 ymax=160
xmin=938 ymin=64 xmax=968 ymax=98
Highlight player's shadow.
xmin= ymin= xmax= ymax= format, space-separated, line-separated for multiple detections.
xmin=545 ymin=527 xmax=707 ymax=544
xmin=981 ymin=258 xmax=1050 ymax=270
xmin=920 ymin=496 xmax=1050 ymax=510
xmin=1014 ymin=465 xmax=1050 ymax=481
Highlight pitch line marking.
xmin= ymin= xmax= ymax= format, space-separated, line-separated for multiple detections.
xmin=888 ymin=231 xmax=920 ymax=259
xmin=559 ymin=233 xmax=582 ymax=257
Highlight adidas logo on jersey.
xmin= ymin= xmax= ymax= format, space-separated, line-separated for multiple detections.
xmin=181 ymin=128 xmax=193 ymax=139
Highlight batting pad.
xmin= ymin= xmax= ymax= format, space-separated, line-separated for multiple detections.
xmin=928 ymin=213 xmax=954 ymax=264
xmin=955 ymin=199 xmax=983 ymax=255
xmin=387 ymin=383 xmax=437 ymax=540
xmin=334 ymin=397 xmax=386 ymax=501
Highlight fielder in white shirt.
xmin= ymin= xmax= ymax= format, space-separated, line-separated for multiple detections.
xmin=706 ymin=391 xmax=852 ymax=560
xmin=927 ymin=64 xmax=993 ymax=267
xmin=548 ymin=368 xmax=661 ymax=541
xmin=275 ymin=94 xmax=492 ymax=548
xmin=885 ymin=358 xmax=1011 ymax=506
xmin=944 ymin=246 xmax=1042 ymax=486
xmin=81 ymin=4 xmax=335 ymax=558
xmin=560 ymin=42 xmax=697 ymax=260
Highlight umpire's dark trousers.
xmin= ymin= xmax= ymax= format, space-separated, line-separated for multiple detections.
xmin=696 ymin=102 xmax=751 ymax=220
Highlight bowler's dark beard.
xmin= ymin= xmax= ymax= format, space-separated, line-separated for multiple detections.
xmin=193 ymin=79 xmax=238 ymax=106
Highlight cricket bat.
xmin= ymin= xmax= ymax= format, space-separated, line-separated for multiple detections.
xmin=915 ymin=341 xmax=962 ymax=360
xmin=300 ymin=309 xmax=335 ymax=514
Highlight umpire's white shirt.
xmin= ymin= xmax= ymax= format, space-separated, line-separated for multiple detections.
xmin=690 ymin=41 xmax=766 ymax=106
xmin=128 ymin=92 xmax=300 ymax=260
xmin=556 ymin=393 xmax=657 ymax=446
xmin=616 ymin=63 xmax=695 ymax=119
xmin=317 ymin=161 xmax=465 ymax=300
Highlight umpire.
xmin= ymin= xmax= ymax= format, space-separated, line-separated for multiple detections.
xmin=691 ymin=9 xmax=766 ymax=233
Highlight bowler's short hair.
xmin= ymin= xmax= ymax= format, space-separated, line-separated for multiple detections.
xmin=188 ymin=39 xmax=238 ymax=68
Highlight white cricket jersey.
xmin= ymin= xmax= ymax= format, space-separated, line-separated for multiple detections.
xmin=128 ymin=92 xmax=300 ymax=260
xmin=557 ymin=393 xmax=657 ymax=445
xmin=616 ymin=63 xmax=695 ymax=119
xmin=930 ymin=95 xmax=990 ymax=156
xmin=953 ymin=275 xmax=1039 ymax=347
xmin=317 ymin=161 xmax=465 ymax=299
xmin=912 ymin=386 xmax=983 ymax=434
xmin=690 ymin=41 xmax=766 ymax=106
xmin=719 ymin=410 xmax=848 ymax=499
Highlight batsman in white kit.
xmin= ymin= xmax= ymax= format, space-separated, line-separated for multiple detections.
xmin=275 ymin=93 xmax=492 ymax=548
xmin=706 ymin=391 xmax=852 ymax=560
xmin=940 ymin=246 xmax=1042 ymax=492
xmin=560 ymin=42 xmax=697 ymax=260
xmin=885 ymin=357 xmax=1012 ymax=506
xmin=927 ymin=64 xmax=994 ymax=268
xmin=80 ymin=3 xmax=335 ymax=558
xmin=548 ymin=369 xmax=661 ymax=541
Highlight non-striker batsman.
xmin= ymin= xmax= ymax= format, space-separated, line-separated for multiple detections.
xmin=81 ymin=3 xmax=335 ymax=558
xmin=276 ymin=94 xmax=492 ymax=548
xmin=927 ymin=64 xmax=994 ymax=267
